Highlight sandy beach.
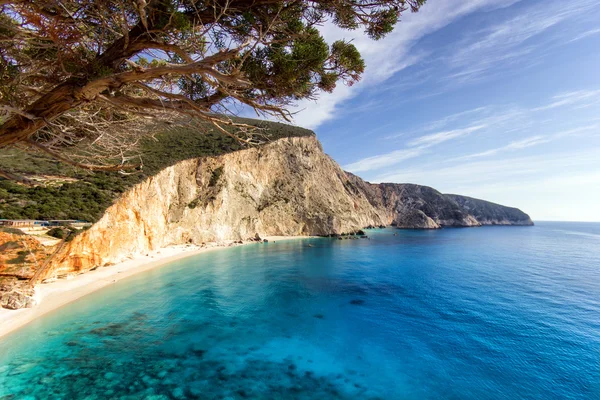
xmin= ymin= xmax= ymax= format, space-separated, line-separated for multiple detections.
xmin=0 ymin=236 xmax=313 ymax=340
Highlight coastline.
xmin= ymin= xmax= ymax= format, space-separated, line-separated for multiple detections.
xmin=0 ymin=235 xmax=314 ymax=340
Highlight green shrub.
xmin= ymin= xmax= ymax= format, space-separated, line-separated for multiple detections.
xmin=7 ymin=251 xmax=29 ymax=264
xmin=0 ymin=227 xmax=25 ymax=235
xmin=0 ymin=241 xmax=21 ymax=252
xmin=209 ymin=166 xmax=224 ymax=187
xmin=47 ymin=227 xmax=68 ymax=239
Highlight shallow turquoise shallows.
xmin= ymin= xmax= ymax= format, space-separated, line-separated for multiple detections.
xmin=1 ymin=222 xmax=599 ymax=399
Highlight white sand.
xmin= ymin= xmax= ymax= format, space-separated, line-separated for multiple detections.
xmin=0 ymin=236 xmax=313 ymax=339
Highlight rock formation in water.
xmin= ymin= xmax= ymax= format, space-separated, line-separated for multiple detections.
xmin=40 ymin=135 xmax=531 ymax=280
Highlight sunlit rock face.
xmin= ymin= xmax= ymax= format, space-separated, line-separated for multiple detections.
xmin=46 ymin=136 xmax=388 ymax=278
xmin=46 ymin=135 xmax=532 ymax=279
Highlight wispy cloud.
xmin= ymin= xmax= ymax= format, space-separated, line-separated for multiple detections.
xmin=344 ymin=123 xmax=488 ymax=173
xmin=568 ymin=27 xmax=600 ymax=42
xmin=343 ymin=87 xmax=600 ymax=175
xmin=408 ymin=125 xmax=487 ymax=147
xmin=442 ymin=0 xmax=598 ymax=85
xmin=344 ymin=109 xmax=519 ymax=174
xmin=284 ymin=0 xmax=600 ymax=129
xmin=453 ymin=135 xmax=550 ymax=161
xmin=343 ymin=147 xmax=427 ymax=173
xmin=371 ymin=148 xmax=600 ymax=186
xmin=453 ymin=125 xmax=599 ymax=161
xmin=384 ymin=106 xmax=489 ymax=140
xmin=370 ymin=0 xmax=600 ymax=104
xmin=531 ymin=90 xmax=600 ymax=111
xmin=289 ymin=0 xmax=523 ymax=129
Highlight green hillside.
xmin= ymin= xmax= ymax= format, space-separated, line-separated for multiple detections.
xmin=0 ymin=118 xmax=313 ymax=222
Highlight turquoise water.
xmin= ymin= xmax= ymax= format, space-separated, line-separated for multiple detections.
xmin=1 ymin=222 xmax=599 ymax=399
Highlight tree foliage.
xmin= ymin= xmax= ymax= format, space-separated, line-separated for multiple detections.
xmin=0 ymin=0 xmax=425 ymax=172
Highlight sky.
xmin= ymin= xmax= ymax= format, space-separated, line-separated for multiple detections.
xmin=287 ymin=0 xmax=600 ymax=222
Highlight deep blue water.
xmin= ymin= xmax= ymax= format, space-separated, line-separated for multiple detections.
xmin=1 ymin=222 xmax=599 ymax=399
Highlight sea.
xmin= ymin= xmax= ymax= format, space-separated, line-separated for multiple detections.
xmin=0 ymin=222 xmax=598 ymax=399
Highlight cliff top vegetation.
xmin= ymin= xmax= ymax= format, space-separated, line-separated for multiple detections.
xmin=0 ymin=118 xmax=313 ymax=222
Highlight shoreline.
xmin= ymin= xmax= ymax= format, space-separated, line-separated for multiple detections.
xmin=0 ymin=235 xmax=315 ymax=340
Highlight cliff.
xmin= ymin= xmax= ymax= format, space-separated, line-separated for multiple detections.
xmin=446 ymin=194 xmax=534 ymax=226
xmin=377 ymin=183 xmax=480 ymax=229
xmin=43 ymin=135 xmax=532 ymax=280
xmin=45 ymin=136 xmax=387 ymax=278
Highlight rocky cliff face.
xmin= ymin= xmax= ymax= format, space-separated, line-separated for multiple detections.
xmin=446 ymin=194 xmax=534 ymax=226
xmin=344 ymin=175 xmax=532 ymax=229
xmin=45 ymin=135 xmax=532 ymax=280
xmin=46 ymin=136 xmax=388 ymax=278
xmin=377 ymin=183 xmax=480 ymax=229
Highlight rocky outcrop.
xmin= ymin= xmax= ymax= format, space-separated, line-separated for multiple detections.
xmin=344 ymin=175 xmax=530 ymax=229
xmin=377 ymin=184 xmax=480 ymax=229
xmin=0 ymin=279 xmax=35 ymax=309
xmin=43 ymin=135 xmax=532 ymax=280
xmin=446 ymin=194 xmax=534 ymax=226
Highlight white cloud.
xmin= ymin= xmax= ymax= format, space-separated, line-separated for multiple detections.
xmin=343 ymin=86 xmax=600 ymax=175
xmin=372 ymin=0 xmax=600 ymax=100
xmin=531 ymin=90 xmax=600 ymax=111
xmin=408 ymin=124 xmax=487 ymax=147
xmin=568 ymin=27 xmax=600 ymax=42
xmin=342 ymin=147 xmax=426 ymax=174
xmin=344 ymin=123 xmax=489 ymax=173
xmin=343 ymin=108 xmax=526 ymax=174
xmin=371 ymin=148 xmax=600 ymax=186
xmin=289 ymin=0 xmax=524 ymax=129
xmin=453 ymin=125 xmax=599 ymax=161
xmin=453 ymin=135 xmax=551 ymax=160
xmin=289 ymin=85 xmax=354 ymax=130
xmin=384 ymin=106 xmax=489 ymax=140
xmin=447 ymin=16 xmax=558 ymax=77
xmin=447 ymin=0 xmax=598 ymax=82
xmin=285 ymin=0 xmax=600 ymax=129
xmin=344 ymin=120 xmax=493 ymax=173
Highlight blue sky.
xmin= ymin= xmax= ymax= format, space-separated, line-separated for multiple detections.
xmin=289 ymin=0 xmax=600 ymax=222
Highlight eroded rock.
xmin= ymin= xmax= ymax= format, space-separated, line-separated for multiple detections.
xmin=0 ymin=279 xmax=36 ymax=310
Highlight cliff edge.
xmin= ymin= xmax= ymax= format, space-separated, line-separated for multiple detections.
xmin=42 ymin=135 xmax=532 ymax=280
